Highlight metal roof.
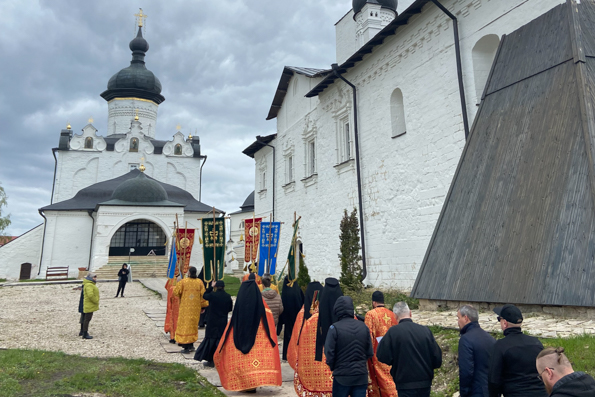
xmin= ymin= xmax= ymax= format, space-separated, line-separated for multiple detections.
xmin=41 ymin=169 xmax=221 ymax=213
xmin=266 ymin=67 xmax=330 ymax=120
xmin=242 ymin=134 xmax=277 ymax=158
xmin=305 ymin=0 xmax=433 ymax=98
xmin=411 ymin=1 xmax=595 ymax=307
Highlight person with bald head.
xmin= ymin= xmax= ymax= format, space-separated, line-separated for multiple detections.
xmin=535 ymin=347 xmax=595 ymax=396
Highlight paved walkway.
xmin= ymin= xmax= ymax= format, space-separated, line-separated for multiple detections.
xmin=138 ymin=278 xmax=296 ymax=396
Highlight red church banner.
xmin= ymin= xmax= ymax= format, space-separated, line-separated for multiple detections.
xmin=176 ymin=228 xmax=195 ymax=276
xmin=244 ymin=218 xmax=262 ymax=265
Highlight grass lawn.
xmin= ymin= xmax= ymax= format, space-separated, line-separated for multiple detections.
xmin=221 ymin=275 xmax=240 ymax=296
xmin=0 ymin=349 xmax=223 ymax=397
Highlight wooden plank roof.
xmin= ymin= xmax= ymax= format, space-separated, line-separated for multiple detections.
xmin=411 ymin=0 xmax=595 ymax=307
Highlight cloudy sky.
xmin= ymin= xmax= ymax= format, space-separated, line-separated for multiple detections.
xmin=0 ymin=0 xmax=413 ymax=236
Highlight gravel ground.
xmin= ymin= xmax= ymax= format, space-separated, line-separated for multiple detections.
xmin=0 ymin=282 xmax=196 ymax=368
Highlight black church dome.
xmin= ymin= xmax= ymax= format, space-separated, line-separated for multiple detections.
xmin=111 ymin=172 xmax=168 ymax=203
xmin=100 ymin=27 xmax=165 ymax=104
xmin=353 ymin=0 xmax=398 ymax=16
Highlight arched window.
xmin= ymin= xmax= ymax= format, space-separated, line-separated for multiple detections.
xmin=174 ymin=144 xmax=182 ymax=155
xmin=130 ymin=138 xmax=139 ymax=152
xmin=390 ymin=88 xmax=407 ymax=138
xmin=472 ymin=35 xmax=500 ymax=103
xmin=84 ymin=137 xmax=93 ymax=149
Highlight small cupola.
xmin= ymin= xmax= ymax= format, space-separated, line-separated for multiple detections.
xmin=352 ymin=0 xmax=398 ymax=49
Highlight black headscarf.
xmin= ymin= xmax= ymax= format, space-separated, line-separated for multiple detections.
xmin=297 ymin=281 xmax=323 ymax=344
xmin=314 ymin=277 xmax=343 ymax=361
xmin=219 ymin=279 xmax=276 ymax=354
xmin=277 ymin=276 xmax=305 ymax=360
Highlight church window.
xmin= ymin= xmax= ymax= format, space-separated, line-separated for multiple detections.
xmin=129 ymin=163 xmax=139 ymax=171
xmin=240 ymin=220 xmax=245 ymax=229
xmin=337 ymin=118 xmax=352 ymax=163
xmin=130 ymin=138 xmax=139 ymax=152
xmin=305 ymin=139 xmax=316 ymax=177
xmin=260 ymin=171 xmax=266 ymax=191
xmin=472 ymin=35 xmax=500 ymax=104
xmin=285 ymin=155 xmax=294 ymax=184
xmin=84 ymin=137 xmax=93 ymax=149
xmin=390 ymin=88 xmax=407 ymax=138
xmin=174 ymin=144 xmax=182 ymax=155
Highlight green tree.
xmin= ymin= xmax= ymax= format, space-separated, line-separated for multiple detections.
xmin=296 ymin=252 xmax=311 ymax=292
xmin=339 ymin=208 xmax=362 ymax=291
xmin=0 ymin=183 xmax=11 ymax=244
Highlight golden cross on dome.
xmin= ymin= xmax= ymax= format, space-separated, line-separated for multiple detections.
xmin=139 ymin=156 xmax=146 ymax=172
xmin=88 ymin=117 xmax=94 ymax=124
xmin=176 ymin=123 xmax=182 ymax=131
xmin=134 ymin=109 xmax=139 ymax=121
xmin=135 ymin=8 xmax=147 ymax=28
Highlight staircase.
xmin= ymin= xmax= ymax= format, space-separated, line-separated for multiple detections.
xmin=94 ymin=256 xmax=169 ymax=279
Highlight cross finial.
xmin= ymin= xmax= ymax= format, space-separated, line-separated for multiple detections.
xmin=135 ymin=8 xmax=148 ymax=28
xmin=134 ymin=109 xmax=139 ymax=121
xmin=176 ymin=123 xmax=182 ymax=131
xmin=88 ymin=117 xmax=94 ymax=124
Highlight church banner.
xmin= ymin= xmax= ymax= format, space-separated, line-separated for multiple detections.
xmin=167 ymin=236 xmax=177 ymax=279
xmin=202 ymin=218 xmax=225 ymax=281
xmin=176 ymin=228 xmax=195 ymax=276
xmin=244 ymin=218 xmax=262 ymax=265
xmin=258 ymin=222 xmax=281 ymax=276
xmin=286 ymin=218 xmax=300 ymax=282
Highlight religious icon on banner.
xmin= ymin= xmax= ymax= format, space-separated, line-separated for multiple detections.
xmin=244 ymin=217 xmax=262 ymax=265
xmin=258 ymin=222 xmax=281 ymax=276
xmin=175 ymin=229 xmax=195 ymax=276
xmin=202 ymin=218 xmax=226 ymax=281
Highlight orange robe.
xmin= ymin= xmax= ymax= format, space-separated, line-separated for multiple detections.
xmin=173 ymin=278 xmax=208 ymax=344
xmin=365 ymin=307 xmax=398 ymax=397
xmin=164 ymin=279 xmax=180 ymax=340
xmin=293 ymin=312 xmax=333 ymax=397
xmin=287 ymin=308 xmax=304 ymax=370
xmin=214 ymin=305 xmax=282 ymax=391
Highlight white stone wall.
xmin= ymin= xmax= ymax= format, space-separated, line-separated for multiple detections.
xmin=40 ymin=211 xmax=94 ymax=278
xmin=52 ymin=120 xmax=202 ymax=204
xmin=336 ymin=10 xmax=357 ymax=65
xmin=107 ymin=98 xmax=159 ymax=138
xmin=0 ymin=224 xmax=43 ymax=280
xmin=255 ymin=0 xmax=564 ymax=288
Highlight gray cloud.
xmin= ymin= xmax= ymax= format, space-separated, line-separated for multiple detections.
xmin=0 ymin=0 xmax=414 ymax=235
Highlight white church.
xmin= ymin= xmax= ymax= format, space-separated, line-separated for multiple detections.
xmin=0 ymin=19 xmax=220 ymax=280
xmin=245 ymin=0 xmax=568 ymax=289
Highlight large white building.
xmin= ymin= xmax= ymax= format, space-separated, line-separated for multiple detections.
xmin=0 ymin=22 xmax=220 ymax=280
xmin=245 ymin=0 xmax=565 ymax=289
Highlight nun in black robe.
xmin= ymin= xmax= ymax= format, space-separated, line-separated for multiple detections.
xmin=314 ymin=277 xmax=343 ymax=362
xmin=276 ymin=275 xmax=304 ymax=360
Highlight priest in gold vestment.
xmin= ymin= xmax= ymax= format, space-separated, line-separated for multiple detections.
xmin=365 ymin=291 xmax=398 ymax=397
xmin=214 ymin=278 xmax=282 ymax=392
xmin=173 ymin=266 xmax=208 ymax=353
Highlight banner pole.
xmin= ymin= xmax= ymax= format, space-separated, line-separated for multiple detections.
xmin=266 ymin=213 xmax=273 ymax=275
xmin=251 ymin=212 xmax=256 ymax=273
xmin=212 ymin=207 xmax=217 ymax=281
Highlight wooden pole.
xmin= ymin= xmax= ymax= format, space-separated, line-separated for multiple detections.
xmin=266 ymin=213 xmax=273 ymax=275
xmin=251 ymin=212 xmax=256 ymax=272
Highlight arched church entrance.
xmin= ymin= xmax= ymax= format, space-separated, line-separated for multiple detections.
xmin=109 ymin=219 xmax=167 ymax=256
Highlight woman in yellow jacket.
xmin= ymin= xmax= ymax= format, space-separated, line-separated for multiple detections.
xmin=82 ymin=272 xmax=100 ymax=340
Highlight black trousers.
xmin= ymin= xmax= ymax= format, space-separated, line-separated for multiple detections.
xmin=396 ymin=388 xmax=432 ymax=397
xmin=82 ymin=312 xmax=94 ymax=333
xmin=116 ymin=280 xmax=127 ymax=297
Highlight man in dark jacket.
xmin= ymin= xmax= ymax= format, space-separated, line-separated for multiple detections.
xmin=377 ymin=301 xmax=442 ymax=397
xmin=536 ymin=347 xmax=595 ymax=397
xmin=324 ymin=296 xmax=373 ymax=397
xmin=194 ymin=279 xmax=233 ymax=367
xmin=488 ymin=304 xmax=546 ymax=397
xmin=77 ymin=285 xmax=85 ymax=336
xmin=457 ymin=305 xmax=495 ymax=397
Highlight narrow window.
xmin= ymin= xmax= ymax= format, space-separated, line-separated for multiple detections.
xmin=472 ymin=35 xmax=500 ymax=104
xmin=309 ymin=140 xmax=316 ymax=176
xmin=288 ymin=155 xmax=294 ymax=183
xmin=261 ymin=171 xmax=266 ymax=191
xmin=84 ymin=137 xmax=93 ymax=149
xmin=344 ymin=122 xmax=351 ymax=160
xmin=130 ymin=138 xmax=139 ymax=152
xmin=390 ymin=88 xmax=407 ymax=138
xmin=174 ymin=144 xmax=182 ymax=155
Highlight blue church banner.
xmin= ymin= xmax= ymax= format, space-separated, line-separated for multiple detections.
xmin=258 ymin=222 xmax=281 ymax=276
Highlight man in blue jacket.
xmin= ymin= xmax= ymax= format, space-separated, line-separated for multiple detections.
xmin=457 ymin=305 xmax=495 ymax=397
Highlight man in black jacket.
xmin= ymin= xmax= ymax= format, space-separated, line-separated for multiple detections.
xmin=377 ymin=301 xmax=442 ymax=397
xmin=324 ymin=296 xmax=373 ymax=397
xmin=536 ymin=347 xmax=595 ymax=397
xmin=194 ymin=280 xmax=233 ymax=367
xmin=488 ymin=304 xmax=546 ymax=397
xmin=457 ymin=305 xmax=495 ymax=397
